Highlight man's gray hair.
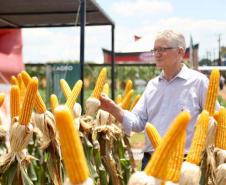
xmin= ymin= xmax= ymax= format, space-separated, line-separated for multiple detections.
xmin=155 ymin=30 xmax=186 ymax=50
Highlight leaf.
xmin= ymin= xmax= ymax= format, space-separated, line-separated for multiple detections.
xmin=27 ymin=163 xmax=37 ymax=182
xmin=20 ymin=164 xmax=34 ymax=185
xmin=1 ymin=160 xmax=18 ymax=185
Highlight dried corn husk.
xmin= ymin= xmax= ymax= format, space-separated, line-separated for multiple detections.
xmin=179 ymin=161 xmax=201 ymax=185
xmin=73 ymin=103 xmax=82 ymax=130
xmin=85 ymin=97 xmax=101 ymax=116
xmin=0 ymin=125 xmax=6 ymax=139
xmin=206 ymin=117 xmax=217 ymax=183
xmin=0 ymin=121 xmax=33 ymax=173
xmin=96 ymin=109 xmax=110 ymax=125
xmin=32 ymin=111 xmax=58 ymax=149
xmin=73 ymin=102 xmax=82 ymax=118
xmin=215 ymin=163 xmax=226 ymax=185
xmin=32 ymin=111 xmax=62 ymax=185
xmin=128 ymin=171 xmax=162 ymax=185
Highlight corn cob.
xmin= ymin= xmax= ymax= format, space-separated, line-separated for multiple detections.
xmin=144 ymin=111 xmax=191 ymax=178
xmin=0 ymin=93 xmax=5 ymax=107
xmin=204 ymin=69 xmax=220 ymax=116
xmin=21 ymin=70 xmax=30 ymax=85
xmin=120 ymin=89 xmax=134 ymax=110
xmin=123 ymin=80 xmax=133 ymax=98
xmin=33 ymin=78 xmax=46 ymax=114
xmin=92 ymin=67 xmax=107 ymax=99
xmin=21 ymin=71 xmax=46 ymax=113
xmin=10 ymin=76 xmax=18 ymax=85
xmin=17 ymin=73 xmax=23 ymax=88
xmin=145 ymin=123 xmax=162 ymax=149
xmin=129 ymin=94 xmax=140 ymax=111
xmin=145 ymin=123 xmax=186 ymax=183
xmin=115 ymin=94 xmax=122 ymax=104
xmin=50 ymin=94 xmax=59 ymax=113
xmin=102 ymin=83 xmax=109 ymax=97
xmin=34 ymin=94 xmax=47 ymax=113
xmin=164 ymin=131 xmax=186 ymax=182
xmin=54 ymin=105 xmax=90 ymax=184
xmin=85 ymin=68 xmax=107 ymax=116
xmin=186 ymin=110 xmax=209 ymax=165
xmin=60 ymin=79 xmax=71 ymax=100
xmin=19 ymin=78 xmax=38 ymax=125
xmin=10 ymin=85 xmax=20 ymax=118
xmin=65 ymin=80 xmax=83 ymax=111
xmin=17 ymin=73 xmax=26 ymax=105
xmin=215 ymin=106 xmax=226 ymax=150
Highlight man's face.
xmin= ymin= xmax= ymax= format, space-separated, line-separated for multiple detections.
xmin=153 ymin=38 xmax=181 ymax=70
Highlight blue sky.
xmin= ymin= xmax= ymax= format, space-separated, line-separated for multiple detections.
xmin=22 ymin=0 xmax=226 ymax=63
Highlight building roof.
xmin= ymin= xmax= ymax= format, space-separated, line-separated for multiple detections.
xmin=0 ymin=0 xmax=114 ymax=28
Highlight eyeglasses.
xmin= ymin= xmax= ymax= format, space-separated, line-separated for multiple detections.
xmin=151 ymin=47 xmax=177 ymax=54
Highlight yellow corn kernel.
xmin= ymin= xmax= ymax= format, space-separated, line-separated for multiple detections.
xmin=215 ymin=106 xmax=226 ymax=150
xmin=92 ymin=68 xmax=107 ymax=99
xmin=19 ymin=78 xmax=38 ymax=125
xmin=120 ymin=89 xmax=134 ymax=110
xmin=186 ymin=110 xmax=209 ymax=165
xmin=17 ymin=73 xmax=26 ymax=104
xmin=145 ymin=122 xmax=186 ymax=182
xmin=50 ymin=94 xmax=59 ymax=113
xmin=0 ymin=93 xmax=5 ymax=107
xmin=164 ymin=131 xmax=186 ymax=182
xmin=21 ymin=71 xmax=46 ymax=113
xmin=115 ymin=94 xmax=122 ymax=104
xmin=21 ymin=70 xmax=30 ymax=85
xmin=204 ymin=69 xmax=220 ymax=116
xmin=10 ymin=86 xmax=20 ymax=118
xmin=54 ymin=105 xmax=90 ymax=184
xmin=17 ymin=73 xmax=23 ymax=88
xmin=145 ymin=123 xmax=162 ymax=149
xmin=129 ymin=94 xmax=140 ymax=111
xmin=60 ymin=79 xmax=71 ymax=100
xmin=10 ymin=76 xmax=18 ymax=85
xmin=102 ymin=83 xmax=109 ymax=97
xmin=144 ymin=111 xmax=191 ymax=179
xmin=34 ymin=93 xmax=47 ymax=114
xmin=123 ymin=80 xmax=133 ymax=98
xmin=65 ymin=80 xmax=83 ymax=111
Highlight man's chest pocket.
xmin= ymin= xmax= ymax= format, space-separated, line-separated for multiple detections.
xmin=176 ymin=102 xmax=199 ymax=115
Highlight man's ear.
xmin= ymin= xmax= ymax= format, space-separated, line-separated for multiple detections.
xmin=178 ymin=47 xmax=185 ymax=56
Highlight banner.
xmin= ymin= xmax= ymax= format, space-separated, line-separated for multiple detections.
xmin=0 ymin=29 xmax=24 ymax=83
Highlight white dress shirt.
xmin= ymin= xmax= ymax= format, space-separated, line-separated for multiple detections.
xmin=122 ymin=64 xmax=219 ymax=153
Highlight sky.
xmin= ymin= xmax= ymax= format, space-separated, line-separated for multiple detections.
xmin=22 ymin=0 xmax=226 ymax=63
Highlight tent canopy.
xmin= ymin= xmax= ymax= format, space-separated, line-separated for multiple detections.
xmin=0 ymin=0 xmax=114 ymax=28
xmin=0 ymin=0 xmax=116 ymax=100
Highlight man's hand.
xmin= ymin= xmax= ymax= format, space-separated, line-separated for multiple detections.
xmin=100 ymin=94 xmax=124 ymax=123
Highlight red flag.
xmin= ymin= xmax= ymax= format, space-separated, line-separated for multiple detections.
xmin=134 ymin=35 xmax=141 ymax=42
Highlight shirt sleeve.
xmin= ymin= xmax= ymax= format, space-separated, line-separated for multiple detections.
xmin=122 ymin=84 xmax=149 ymax=135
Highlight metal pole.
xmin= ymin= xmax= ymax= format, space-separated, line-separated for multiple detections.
xmin=218 ymin=34 xmax=221 ymax=66
xmin=111 ymin=24 xmax=115 ymax=100
xmin=79 ymin=0 xmax=86 ymax=108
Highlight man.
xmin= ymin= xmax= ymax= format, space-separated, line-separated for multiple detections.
xmin=100 ymin=30 xmax=210 ymax=169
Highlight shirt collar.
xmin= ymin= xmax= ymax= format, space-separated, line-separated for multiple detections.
xmin=159 ymin=64 xmax=191 ymax=81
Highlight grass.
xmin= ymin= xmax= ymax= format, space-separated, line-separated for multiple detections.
xmin=130 ymin=132 xmax=145 ymax=148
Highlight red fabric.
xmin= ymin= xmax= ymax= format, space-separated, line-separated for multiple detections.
xmin=0 ymin=29 xmax=24 ymax=83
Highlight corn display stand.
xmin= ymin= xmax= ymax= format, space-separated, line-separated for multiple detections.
xmin=0 ymin=68 xmax=225 ymax=185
